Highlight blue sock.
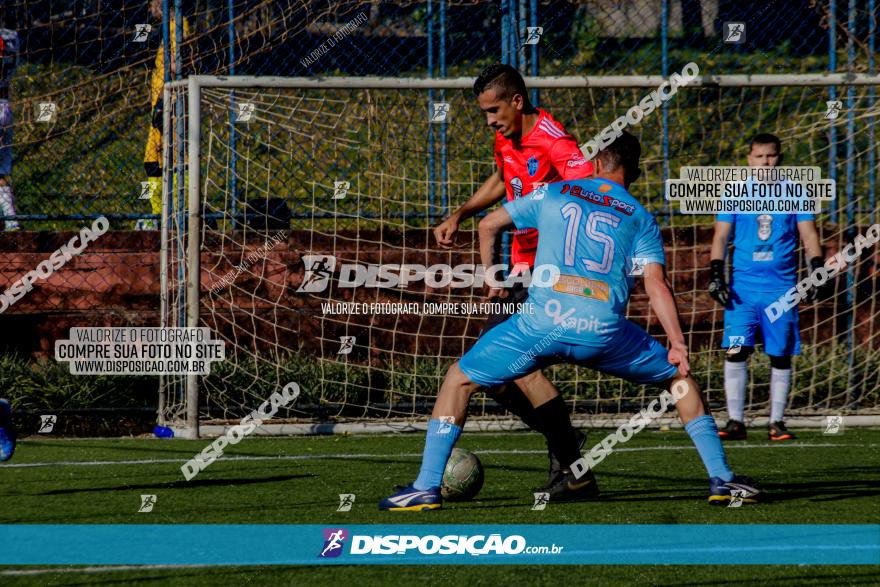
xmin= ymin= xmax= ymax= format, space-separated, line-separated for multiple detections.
xmin=684 ymin=415 xmax=734 ymax=482
xmin=413 ymin=418 xmax=462 ymax=490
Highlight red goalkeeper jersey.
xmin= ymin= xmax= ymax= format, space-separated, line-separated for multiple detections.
xmin=493 ymin=108 xmax=594 ymax=269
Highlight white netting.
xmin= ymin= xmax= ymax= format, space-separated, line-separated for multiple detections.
xmin=160 ymin=78 xmax=880 ymax=431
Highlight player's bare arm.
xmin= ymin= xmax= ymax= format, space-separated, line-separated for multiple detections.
xmin=434 ymin=169 xmax=506 ymax=248
xmin=477 ymin=206 xmax=514 ymax=298
xmin=434 ymin=65 xmax=537 ymax=249
xmin=710 ymin=220 xmax=732 ymax=261
xmin=797 ymin=219 xmax=822 ymax=260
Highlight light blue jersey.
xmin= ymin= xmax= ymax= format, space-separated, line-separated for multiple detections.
xmin=504 ymin=178 xmax=666 ymax=344
xmin=458 ymin=177 xmax=677 ymax=387
xmin=718 ymin=179 xmax=814 ymax=293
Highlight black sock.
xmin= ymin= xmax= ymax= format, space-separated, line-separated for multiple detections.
xmin=487 ymin=384 xmax=545 ymax=433
xmin=533 ymin=395 xmax=581 ymax=470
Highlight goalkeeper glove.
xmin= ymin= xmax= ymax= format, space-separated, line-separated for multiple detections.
xmin=805 ymin=256 xmax=830 ymax=302
xmin=708 ymin=259 xmax=729 ymax=306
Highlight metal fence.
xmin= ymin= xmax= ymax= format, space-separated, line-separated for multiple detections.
xmin=0 ymin=0 xmax=876 ymax=230
xmin=0 ymin=1 xmax=877 ymax=424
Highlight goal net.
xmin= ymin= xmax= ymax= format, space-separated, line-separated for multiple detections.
xmin=160 ymin=75 xmax=880 ymax=437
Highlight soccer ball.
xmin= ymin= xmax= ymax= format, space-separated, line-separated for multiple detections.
xmin=441 ymin=448 xmax=484 ymax=501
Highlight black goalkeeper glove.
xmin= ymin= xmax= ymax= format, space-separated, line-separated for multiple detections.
xmin=708 ymin=259 xmax=729 ymax=306
xmin=805 ymin=256 xmax=830 ymax=302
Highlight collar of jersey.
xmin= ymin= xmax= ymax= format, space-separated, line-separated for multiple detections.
xmin=590 ymin=177 xmax=626 ymax=191
xmin=516 ymin=108 xmax=548 ymax=144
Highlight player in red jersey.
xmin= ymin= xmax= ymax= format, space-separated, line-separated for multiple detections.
xmin=433 ymin=63 xmax=594 ymax=489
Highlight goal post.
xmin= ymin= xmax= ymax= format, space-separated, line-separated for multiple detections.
xmin=186 ymin=77 xmax=202 ymax=440
xmin=161 ymin=74 xmax=880 ymax=438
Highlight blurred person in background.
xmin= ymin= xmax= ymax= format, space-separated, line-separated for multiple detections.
xmin=140 ymin=0 xmax=190 ymax=230
xmin=0 ymin=28 xmax=19 ymax=231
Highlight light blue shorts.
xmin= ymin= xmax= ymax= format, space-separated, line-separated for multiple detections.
xmin=459 ymin=315 xmax=679 ymax=387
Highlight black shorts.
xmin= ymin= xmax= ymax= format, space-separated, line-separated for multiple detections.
xmin=480 ymin=282 xmax=529 ymax=335
xmin=464 ymin=283 xmax=530 ymax=387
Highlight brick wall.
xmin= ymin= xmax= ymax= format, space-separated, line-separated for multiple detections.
xmin=0 ymin=225 xmax=875 ymax=361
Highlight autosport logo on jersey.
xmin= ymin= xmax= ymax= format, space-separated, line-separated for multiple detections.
xmin=297 ymin=255 xmax=560 ymax=292
xmin=562 ymin=184 xmax=636 ymax=216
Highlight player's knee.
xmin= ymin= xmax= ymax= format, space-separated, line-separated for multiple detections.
xmin=667 ymin=377 xmax=696 ymax=401
xmin=515 ymin=369 xmax=544 ymax=387
xmin=447 ymin=362 xmax=468 ymax=383
xmin=663 ymin=376 xmax=704 ymax=413
xmin=768 ymin=354 xmax=792 ymax=370
xmin=725 ymin=346 xmax=753 ymax=363
xmin=447 ymin=362 xmax=479 ymax=396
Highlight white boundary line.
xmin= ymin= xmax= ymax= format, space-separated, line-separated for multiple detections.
xmin=178 ymin=415 xmax=880 ymax=438
xmin=0 ymin=443 xmax=850 ymax=469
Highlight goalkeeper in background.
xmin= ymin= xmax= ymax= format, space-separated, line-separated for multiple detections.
xmin=433 ymin=63 xmax=594 ymax=489
xmin=708 ymin=133 xmax=825 ymax=441
xmin=139 ymin=0 xmax=190 ymax=230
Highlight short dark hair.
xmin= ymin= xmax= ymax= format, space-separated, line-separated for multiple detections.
xmin=597 ymin=130 xmax=641 ymax=182
xmin=473 ymin=63 xmax=529 ymax=104
xmin=750 ymin=133 xmax=781 ymax=152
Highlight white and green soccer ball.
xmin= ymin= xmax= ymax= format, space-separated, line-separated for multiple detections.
xmin=441 ymin=448 xmax=485 ymax=501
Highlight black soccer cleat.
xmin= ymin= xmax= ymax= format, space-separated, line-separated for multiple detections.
xmin=544 ymin=468 xmax=600 ymax=502
xmin=768 ymin=420 xmax=796 ymax=441
xmin=537 ymin=429 xmax=587 ymax=491
xmin=717 ymin=419 xmax=747 ymax=441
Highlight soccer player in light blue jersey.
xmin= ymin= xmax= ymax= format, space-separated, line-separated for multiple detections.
xmin=709 ymin=134 xmax=826 ymax=441
xmin=380 ymin=132 xmax=761 ymax=510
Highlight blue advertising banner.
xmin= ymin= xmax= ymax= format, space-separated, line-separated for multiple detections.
xmin=1 ymin=525 xmax=878 ymax=565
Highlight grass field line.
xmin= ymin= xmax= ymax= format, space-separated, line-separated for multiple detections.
xmin=0 ymin=565 xmax=215 ymax=577
xmin=0 ymin=442 xmax=847 ymax=469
